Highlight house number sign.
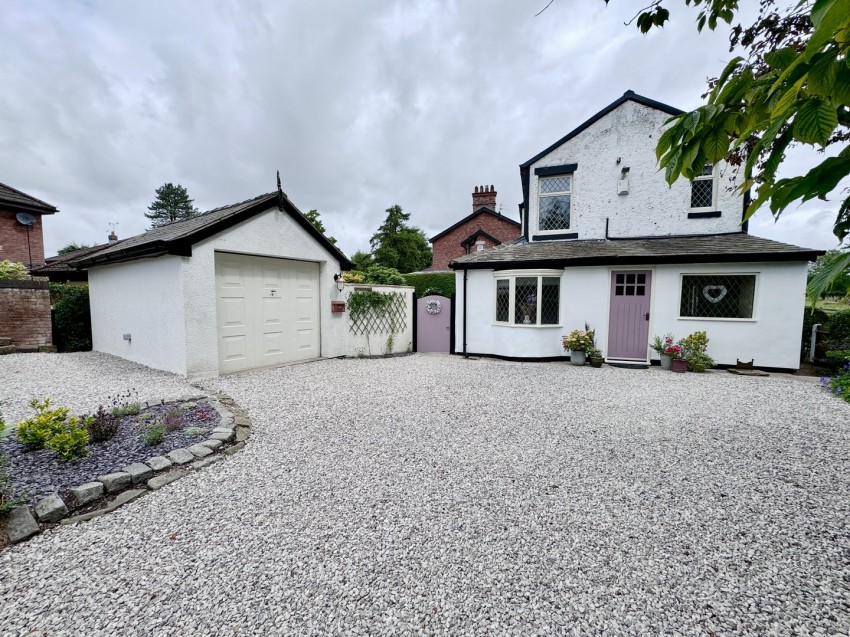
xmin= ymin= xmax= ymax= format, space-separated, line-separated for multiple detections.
xmin=425 ymin=299 xmax=442 ymax=315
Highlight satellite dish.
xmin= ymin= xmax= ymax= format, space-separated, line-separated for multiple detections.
xmin=15 ymin=212 xmax=37 ymax=226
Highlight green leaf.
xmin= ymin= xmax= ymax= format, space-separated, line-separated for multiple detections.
xmin=681 ymin=143 xmax=701 ymax=178
xmin=710 ymin=56 xmax=744 ymax=101
xmin=703 ymin=127 xmax=729 ymax=163
xmin=808 ymin=53 xmax=840 ymax=97
xmin=665 ymin=148 xmax=683 ymax=184
xmin=807 ymin=249 xmax=850 ymax=303
xmin=682 ymin=110 xmax=701 ymax=134
xmin=762 ymin=127 xmax=793 ymax=183
xmin=832 ymin=64 xmax=850 ymax=102
xmin=792 ymin=97 xmax=838 ymax=145
xmin=764 ymin=47 xmax=798 ymax=71
xmin=834 ymin=196 xmax=850 ymax=242
xmin=805 ymin=0 xmax=850 ymax=60
xmin=772 ymin=76 xmax=805 ymax=119
xmin=656 ymin=124 xmax=680 ymax=160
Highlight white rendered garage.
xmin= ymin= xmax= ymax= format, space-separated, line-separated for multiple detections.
xmin=77 ymin=190 xmax=352 ymax=380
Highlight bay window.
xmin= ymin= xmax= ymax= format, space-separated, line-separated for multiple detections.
xmin=493 ymin=271 xmax=562 ymax=326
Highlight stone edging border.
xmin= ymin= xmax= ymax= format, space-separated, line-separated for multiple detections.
xmin=4 ymin=391 xmax=252 ymax=545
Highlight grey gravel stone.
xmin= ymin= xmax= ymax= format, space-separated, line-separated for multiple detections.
xmin=210 ymin=431 xmax=234 ymax=442
xmin=121 ymin=462 xmax=154 ymax=484
xmin=186 ymin=443 xmax=213 ymax=458
xmin=1 ymin=355 xmax=848 ymax=635
xmin=97 ymin=472 xmax=131 ymax=493
xmin=68 ymin=481 xmax=104 ymax=508
xmin=222 ymin=441 xmax=246 ymax=455
xmin=166 ymin=448 xmax=194 ymax=465
xmin=191 ymin=455 xmax=223 ymax=471
xmin=234 ymin=415 xmax=251 ymax=426
xmin=145 ymin=456 xmax=172 ymax=472
xmin=235 ymin=426 xmax=250 ymax=442
xmin=147 ymin=470 xmax=186 ymax=491
xmin=6 ymin=506 xmax=39 ymax=542
xmin=199 ymin=439 xmax=223 ymax=450
xmin=34 ymin=494 xmax=68 ymax=523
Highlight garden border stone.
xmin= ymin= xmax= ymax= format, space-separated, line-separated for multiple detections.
xmin=4 ymin=391 xmax=252 ymax=545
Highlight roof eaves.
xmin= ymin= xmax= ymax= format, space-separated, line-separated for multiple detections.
xmin=430 ymin=207 xmax=520 ymax=243
xmin=0 ymin=181 xmax=59 ymax=213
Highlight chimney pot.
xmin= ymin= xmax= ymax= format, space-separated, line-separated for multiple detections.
xmin=471 ymin=183 xmax=498 ymax=212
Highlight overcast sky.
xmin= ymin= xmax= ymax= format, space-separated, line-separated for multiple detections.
xmin=1 ymin=0 xmax=846 ymax=258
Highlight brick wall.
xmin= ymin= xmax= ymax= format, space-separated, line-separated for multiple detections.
xmin=0 ymin=281 xmax=52 ymax=346
xmin=0 ymin=209 xmax=46 ymax=268
xmin=431 ymin=213 xmax=521 ymax=270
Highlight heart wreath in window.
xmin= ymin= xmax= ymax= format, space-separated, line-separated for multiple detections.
xmin=425 ymin=299 xmax=442 ymax=315
xmin=702 ymin=285 xmax=727 ymax=303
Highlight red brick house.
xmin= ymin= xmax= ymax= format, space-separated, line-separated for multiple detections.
xmin=428 ymin=186 xmax=521 ymax=271
xmin=0 ymin=181 xmax=58 ymax=352
xmin=0 ymin=181 xmax=58 ymax=269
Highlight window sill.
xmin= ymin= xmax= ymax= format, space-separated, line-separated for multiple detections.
xmin=678 ymin=316 xmax=756 ymax=322
xmin=532 ymin=232 xmax=578 ymax=241
xmin=688 ymin=210 xmax=722 ymax=219
xmin=492 ymin=323 xmax=563 ymax=328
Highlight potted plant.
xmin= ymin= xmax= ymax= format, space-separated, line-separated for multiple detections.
xmin=651 ymin=333 xmax=676 ymax=370
xmin=681 ymin=331 xmax=715 ymax=372
xmin=664 ymin=342 xmax=687 ymax=373
xmin=588 ymin=347 xmax=604 ymax=368
xmin=562 ymin=325 xmax=595 ymax=366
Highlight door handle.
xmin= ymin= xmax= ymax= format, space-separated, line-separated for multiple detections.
xmin=644 ymin=312 xmax=650 ymax=321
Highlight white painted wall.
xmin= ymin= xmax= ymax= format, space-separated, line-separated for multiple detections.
xmin=184 ymin=206 xmax=347 ymax=380
xmin=341 ymin=284 xmax=414 ymax=357
xmin=528 ymin=100 xmax=744 ymax=240
xmin=88 ymin=256 xmax=188 ymax=375
xmin=455 ymin=260 xmax=809 ymax=369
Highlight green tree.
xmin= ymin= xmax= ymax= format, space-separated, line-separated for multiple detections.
xmin=369 ymin=205 xmax=432 ymax=273
xmin=145 ymin=183 xmax=199 ymax=228
xmin=350 ymin=250 xmax=374 ymax=271
xmin=304 ymin=209 xmax=337 ymax=245
xmin=617 ymin=0 xmax=850 ymax=306
xmin=57 ymin=243 xmax=90 ymax=255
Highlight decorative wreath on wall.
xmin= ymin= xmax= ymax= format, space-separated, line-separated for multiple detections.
xmin=702 ymin=285 xmax=728 ymax=303
xmin=425 ymin=299 xmax=442 ymax=315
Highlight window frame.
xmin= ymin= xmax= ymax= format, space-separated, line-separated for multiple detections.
xmin=537 ymin=174 xmax=573 ymax=234
xmin=690 ymin=163 xmax=717 ymax=212
xmin=677 ymin=272 xmax=759 ymax=322
xmin=492 ymin=269 xmax=563 ymax=327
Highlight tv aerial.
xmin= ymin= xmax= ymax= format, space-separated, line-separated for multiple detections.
xmin=15 ymin=212 xmax=37 ymax=269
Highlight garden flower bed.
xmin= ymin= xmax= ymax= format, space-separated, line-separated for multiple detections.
xmin=1 ymin=399 xmax=221 ymax=504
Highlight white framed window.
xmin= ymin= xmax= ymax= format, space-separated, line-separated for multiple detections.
xmin=494 ymin=270 xmax=561 ymax=326
xmin=538 ymin=175 xmax=572 ymax=232
xmin=679 ymin=273 xmax=757 ymax=320
xmin=690 ymin=163 xmax=716 ymax=211
xmin=475 ymin=240 xmax=485 ymax=252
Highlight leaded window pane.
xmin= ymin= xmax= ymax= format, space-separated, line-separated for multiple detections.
xmin=541 ymin=277 xmax=560 ymax=324
xmin=515 ymin=277 xmax=538 ymax=325
xmin=699 ymin=163 xmax=714 ymax=177
xmin=539 ymin=195 xmax=570 ymax=231
xmin=680 ymin=274 xmax=756 ymax=318
xmin=691 ymin=179 xmax=713 ymax=208
xmin=495 ymin=279 xmax=510 ymax=322
xmin=540 ymin=175 xmax=571 ymax=193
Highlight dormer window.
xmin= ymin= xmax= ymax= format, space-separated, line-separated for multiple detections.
xmin=690 ymin=164 xmax=716 ymax=211
xmin=538 ymin=175 xmax=572 ymax=232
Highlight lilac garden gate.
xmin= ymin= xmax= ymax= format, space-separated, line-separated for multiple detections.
xmin=416 ymin=295 xmax=451 ymax=353
xmin=607 ymin=270 xmax=652 ymax=361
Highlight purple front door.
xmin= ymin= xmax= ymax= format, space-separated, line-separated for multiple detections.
xmin=416 ymin=295 xmax=451 ymax=353
xmin=607 ymin=270 xmax=652 ymax=360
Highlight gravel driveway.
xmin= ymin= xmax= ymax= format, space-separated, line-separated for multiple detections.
xmin=1 ymin=353 xmax=848 ymax=635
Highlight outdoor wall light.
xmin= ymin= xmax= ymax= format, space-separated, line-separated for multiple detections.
xmin=334 ymin=273 xmax=345 ymax=292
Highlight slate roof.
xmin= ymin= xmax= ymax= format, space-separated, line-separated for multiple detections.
xmin=0 ymin=181 xmax=58 ymax=214
xmin=72 ymin=191 xmax=353 ymax=269
xmin=430 ymin=206 xmax=520 ymax=242
xmin=31 ymin=242 xmax=120 ymax=275
xmin=450 ymin=233 xmax=822 ymax=269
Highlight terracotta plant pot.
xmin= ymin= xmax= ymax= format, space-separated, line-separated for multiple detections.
xmin=589 ymin=356 xmax=604 ymax=368
xmin=570 ymin=350 xmax=587 ymax=366
xmin=671 ymin=358 xmax=688 ymax=373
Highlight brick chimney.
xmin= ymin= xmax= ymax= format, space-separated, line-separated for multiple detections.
xmin=472 ymin=185 xmax=497 ymax=212
xmin=108 ymin=230 xmax=118 ymax=242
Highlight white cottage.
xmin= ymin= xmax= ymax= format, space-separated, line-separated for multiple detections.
xmin=451 ymin=91 xmax=822 ymax=370
xmin=74 ymin=189 xmax=353 ymax=380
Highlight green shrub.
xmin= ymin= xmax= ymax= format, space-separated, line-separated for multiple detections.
xmin=184 ymin=426 xmax=205 ymax=436
xmin=403 ymin=272 xmax=455 ymax=297
xmin=143 ymin=422 xmax=165 ymax=446
xmin=45 ymin=417 xmax=89 ymax=461
xmin=826 ymin=349 xmax=850 ymax=362
xmin=822 ymin=362 xmax=850 ymax=403
xmin=111 ymin=403 xmax=141 ymax=418
xmin=681 ymin=331 xmax=715 ymax=372
xmin=162 ymin=406 xmax=183 ymax=432
xmin=826 ymin=310 xmax=850 ymax=345
xmin=0 ymin=259 xmax=29 ymax=280
xmin=362 ymin=266 xmax=406 ymax=286
xmin=86 ymin=406 xmax=119 ymax=442
xmin=50 ymin=283 xmax=92 ymax=352
xmin=16 ymin=398 xmax=69 ymax=450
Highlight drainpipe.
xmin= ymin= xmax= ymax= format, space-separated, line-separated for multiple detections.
xmin=809 ymin=323 xmax=821 ymax=363
xmin=463 ymin=268 xmax=468 ymax=358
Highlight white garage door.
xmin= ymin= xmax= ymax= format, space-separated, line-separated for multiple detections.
xmin=215 ymin=252 xmax=320 ymax=374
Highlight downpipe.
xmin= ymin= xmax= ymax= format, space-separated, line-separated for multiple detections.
xmin=463 ymin=268 xmax=468 ymax=358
